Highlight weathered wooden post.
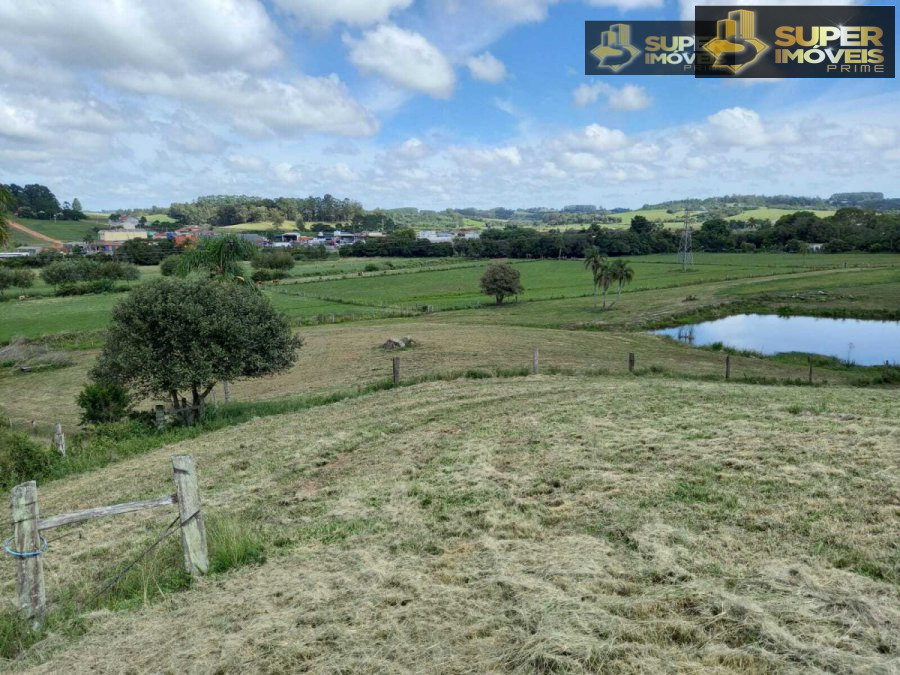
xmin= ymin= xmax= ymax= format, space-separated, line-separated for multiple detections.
xmin=725 ymin=355 xmax=731 ymax=381
xmin=223 ymin=381 xmax=231 ymax=402
xmin=392 ymin=357 xmax=400 ymax=386
xmin=154 ymin=404 xmax=166 ymax=430
xmin=52 ymin=423 xmax=65 ymax=457
xmin=628 ymin=352 xmax=635 ymax=373
xmin=533 ymin=348 xmax=539 ymax=375
xmin=808 ymin=358 xmax=813 ymax=384
xmin=10 ymin=481 xmax=46 ymax=629
xmin=171 ymin=455 xmax=208 ymax=577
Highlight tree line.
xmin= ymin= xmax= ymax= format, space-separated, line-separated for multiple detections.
xmin=0 ymin=183 xmax=85 ymax=220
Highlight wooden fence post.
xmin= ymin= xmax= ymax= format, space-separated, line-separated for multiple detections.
xmin=725 ymin=355 xmax=731 ymax=381
xmin=533 ymin=348 xmax=539 ymax=375
xmin=52 ymin=423 xmax=65 ymax=456
xmin=392 ymin=357 xmax=400 ymax=386
xmin=628 ymin=352 xmax=635 ymax=373
xmin=171 ymin=455 xmax=208 ymax=577
xmin=10 ymin=481 xmax=46 ymax=629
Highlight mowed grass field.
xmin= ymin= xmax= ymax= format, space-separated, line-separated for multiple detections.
xmin=2 ymin=253 xmax=898 ymax=434
xmin=3 ymin=377 xmax=897 ymax=672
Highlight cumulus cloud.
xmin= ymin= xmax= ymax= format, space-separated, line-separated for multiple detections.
xmin=449 ymin=145 xmax=522 ymax=170
xmin=466 ymin=52 xmax=507 ymax=83
xmin=485 ymin=0 xmax=558 ymax=23
xmin=274 ymin=0 xmax=412 ymax=27
xmin=0 ymin=0 xmax=281 ymax=73
xmin=105 ymin=69 xmax=377 ymax=137
xmin=344 ymin=25 xmax=455 ymax=99
xmin=573 ymin=83 xmax=652 ymax=111
xmin=398 ymin=138 xmax=430 ymax=159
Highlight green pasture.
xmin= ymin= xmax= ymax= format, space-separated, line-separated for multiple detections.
xmin=2 ymin=252 xmax=899 ymax=343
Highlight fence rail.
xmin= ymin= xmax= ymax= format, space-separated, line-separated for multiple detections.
xmin=6 ymin=454 xmax=207 ymax=630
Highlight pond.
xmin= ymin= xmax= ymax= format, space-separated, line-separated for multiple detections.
xmin=653 ymin=314 xmax=900 ymax=366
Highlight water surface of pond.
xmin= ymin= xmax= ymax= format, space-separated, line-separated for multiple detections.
xmin=654 ymin=314 xmax=900 ymax=366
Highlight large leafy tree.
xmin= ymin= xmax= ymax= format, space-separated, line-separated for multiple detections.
xmin=479 ymin=263 xmax=524 ymax=305
xmin=91 ymin=278 xmax=301 ymax=415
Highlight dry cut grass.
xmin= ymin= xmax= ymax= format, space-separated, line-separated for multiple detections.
xmin=0 ymin=320 xmax=871 ymax=436
xmin=2 ymin=376 xmax=897 ymax=673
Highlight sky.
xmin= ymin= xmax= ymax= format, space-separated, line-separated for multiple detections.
xmin=0 ymin=0 xmax=897 ymax=211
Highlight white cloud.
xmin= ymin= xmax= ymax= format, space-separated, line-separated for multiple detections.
xmin=573 ymin=83 xmax=651 ymax=111
xmin=706 ymin=107 xmax=768 ymax=146
xmin=0 ymin=0 xmax=281 ymax=73
xmin=612 ymin=85 xmax=653 ymax=111
xmin=398 ymin=138 xmax=430 ymax=159
xmin=485 ymin=0 xmax=558 ymax=23
xmin=106 ymin=69 xmax=377 ymax=137
xmin=859 ymin=126 xmax=897 ymax=148
xmin=588 ymin=0 xmax=663 ymax=10
xmin=557 ymin=124 xmax=628 ymax=154
xmin=344 ymin=25 xmax=455 ymax=99
xmin=449 ymin=145 xmax=522 ymax=169
xmin=227 ymin=155 xmax=265 ymax=172
xmin=466 ymin=52 xmax=507 ymax=83
xmin=275 ymin=0 xmax=412 ymax=27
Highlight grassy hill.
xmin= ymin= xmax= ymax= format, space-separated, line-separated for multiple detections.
xmin=2 ymin=376 xmax=897 ymax=671
xmin=5 ymin=218 xmax=103 ymax=248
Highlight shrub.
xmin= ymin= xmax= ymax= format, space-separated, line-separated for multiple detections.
xmin=0 ymin=267 xmax=34 ymax=297
xmin=252 ymin=250 xmax=294 ymax=271
xmin=0 ymin=424 xmax=54 ymax=489
xmin=251 ymin=268 xmax=286 ymax=282
xmin=77 ymin=382 xmax=132 ymax=424
xmin=55 ymin=279 xmax=119 ymax=296
xmin=364 ymin=263 xmax=380 ymax=272
xmin=160 ymin=255 xmax=181 ymax=276
xmin=41 ymin=259 xmax=139 ymax=286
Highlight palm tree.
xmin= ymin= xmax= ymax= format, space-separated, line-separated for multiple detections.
xmin=583 ymin=246 xmax=604 ymax=307
xmin=0 ymin=185 xmax=14 ymax=249
xmin=596 ymin=259 xmax=615 ymax=309
xmin=609 ymin=259 xmax=635 ymax=307
xmin=177 ymin=234 xmax=257 ymax=282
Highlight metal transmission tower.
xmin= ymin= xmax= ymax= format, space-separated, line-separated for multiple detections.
xmin=678 ymin=211 xmax=693 ymax=271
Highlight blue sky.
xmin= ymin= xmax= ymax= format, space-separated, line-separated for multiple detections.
xmin=0 ymin=0 xmax=896 ymax=210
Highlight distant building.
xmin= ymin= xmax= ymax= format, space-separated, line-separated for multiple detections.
xmin=417 ymin=230 xmax=455 ymax=243
xmin=807 ymin=243 xmax=825 ymax=252
xmin=0 ymin=246 xmax=43 ymax=259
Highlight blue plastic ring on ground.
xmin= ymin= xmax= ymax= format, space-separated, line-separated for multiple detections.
xmin=3 ymin=535 xmax=49 ymax=558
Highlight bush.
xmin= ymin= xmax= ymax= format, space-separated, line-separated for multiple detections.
xmin=41 ymin=259 xmax=139 ymax=286
xmin=55 ymin=279 xmax=120 ymax=296
xmin=251 ymin=268 xmax=286 ymax=282
xmin=252 ymin=250 xmax=294 ymax=271
xmin=0 ymin=424 xmax=54 ymax=489
xmin=364 ymin=263 xmax=380 ymax=272
xmin=77 ymin=382 xmax=132 ymax=424
xmin=159 ymin=255 xmax=180 ymax=276
xmin=0 ymin=267 xmax=34 ymax=297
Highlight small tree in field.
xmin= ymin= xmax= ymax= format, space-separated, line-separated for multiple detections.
xmin=480 ymin=263 xmax=523 ymax=305
xmin=91 ymin=278 xmax=301 ymax=420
